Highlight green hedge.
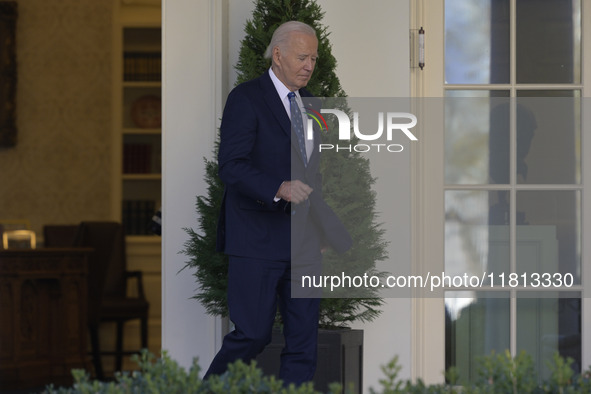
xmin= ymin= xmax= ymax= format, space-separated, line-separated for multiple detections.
xmin=44 ymin=349 xmax=591 ymax=394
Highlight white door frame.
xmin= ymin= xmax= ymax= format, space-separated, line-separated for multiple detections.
xmin=410 ymin=0 xmax=591 ymax=384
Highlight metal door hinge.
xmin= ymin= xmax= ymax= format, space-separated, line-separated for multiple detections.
xmin=410 ymin=27 xmax=425 ymax=70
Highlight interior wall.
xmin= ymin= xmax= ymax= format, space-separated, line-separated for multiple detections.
xmin=0 ymin=0 xmax=113 ymax=235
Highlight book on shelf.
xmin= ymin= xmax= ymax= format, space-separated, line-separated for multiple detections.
xmin=123 ymin=143 xmax=152 ymax=174
xmin=124 ymin=52 xmax=161 ymax=82
xmin=122 ymin=200 xmax=157 ymax=235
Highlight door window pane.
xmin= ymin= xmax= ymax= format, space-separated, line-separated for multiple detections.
xmin=515 ymin=92 xmax=581 ymax=185
xmin=446 ymin=292 xmax=510 ymax=382
xmin=443 ymin=0 xmax=584 ymax=385
xmin=445 ymin=0 xmax=510 ymax=84
xmin=445 ymin=92 xmax=510 ymax=184
xmin=517 ymin=295 xmax=581 ymax=381
xmin=516 ymin=191 xmax=581 ymax=284
xmin=516 ymin=0 xmax=581 ymax=84
xmin=445 ymin=190 xmax=510 ymax=276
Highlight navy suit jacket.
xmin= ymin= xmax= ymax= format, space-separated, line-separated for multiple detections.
xmin=216 ymin=70 xmax=351 ymax=262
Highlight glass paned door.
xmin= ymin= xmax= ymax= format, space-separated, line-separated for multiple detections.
xmin=442 ymin=0 xmax=582 ymax=383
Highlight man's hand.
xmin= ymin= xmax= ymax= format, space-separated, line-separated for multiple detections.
xmin=276 ymin=180 xmax=313 ymax=204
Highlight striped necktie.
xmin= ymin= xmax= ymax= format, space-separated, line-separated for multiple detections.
xmin=288 ymin=91 xmax=307 ymax=165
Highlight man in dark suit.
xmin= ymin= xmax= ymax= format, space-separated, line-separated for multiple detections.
xmin=204 ymin=20 xmax=351 ymax=386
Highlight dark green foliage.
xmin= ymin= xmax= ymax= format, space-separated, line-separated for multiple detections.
xmin=182 ymin=0 xmax=388 ymax=328
xmin=371 ymin=351 xmax=591 ymax=394
xmin=45 ymin=350 xmax=591 ymax=393
xmin=182 ymin=147 xmax=228 ymax=316
xmin=471 ymin=350 xmax=538 ymax=393
xmin=44 ymin=350 xmax=341 ymax=394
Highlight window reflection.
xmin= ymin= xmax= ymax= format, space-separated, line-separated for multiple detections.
xmin=517 ymin=295 xmax=581 ymax=381
xmin=444 ymin=0 xmax=583 ymax=386
xmin=445 ymin=0 xmax=510 ymax=84
xmin=446 ymin=293 xmax=582 ymax=383
xmin=445 ymin=91 xmax=509 ymax=185
xmin=516 ymin=191 xmax=581 ymax=284
xmin=445 ymin=190 xmax=510 ymax=277
xmin=516 ymin=0 xmax=581 ymax=84
xmin=446 ymin=94 xmax=580 ymax=185
xmin=445 ymin=292 xmax=510 ymax=383
xmin=516 ymin=92 xmax=581 ymax=185
xmin=446 ymin=0 xmax=581 ymax=84
xmin=488 ymin=101 xmax=537 ymax=186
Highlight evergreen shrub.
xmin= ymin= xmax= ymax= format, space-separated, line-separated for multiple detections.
xmin=44 ymin=350 xmax=591 ymax=394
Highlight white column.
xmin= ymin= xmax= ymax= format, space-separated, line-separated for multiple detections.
xmin=161 ymin=0 xmax=223 ymax=370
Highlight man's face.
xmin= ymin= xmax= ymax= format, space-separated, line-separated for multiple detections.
xmin=273 ymin=32 xmax=318 ymax=91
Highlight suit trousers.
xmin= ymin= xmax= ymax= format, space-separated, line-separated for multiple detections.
xmin=203 ymin=255 xmax=321 ymax=386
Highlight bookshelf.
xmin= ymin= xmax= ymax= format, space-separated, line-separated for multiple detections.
xmin=110 ymin=0 xmax=162 ymax=374
xmin=114 ymin=2 xmax=161 ymax=237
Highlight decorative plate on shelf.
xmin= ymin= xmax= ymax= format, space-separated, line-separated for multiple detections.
xmin=131 ymin=94 xmax=161 ymax=128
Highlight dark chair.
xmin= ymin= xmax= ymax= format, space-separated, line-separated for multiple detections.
xmin=43 ymin=224 xmax=79 ymax=247
xmin=44 ymin=222 xmax=149 ymax=379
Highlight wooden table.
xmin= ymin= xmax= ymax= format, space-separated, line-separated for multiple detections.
xmin=0 ymin=248 xmax=91 ymax=391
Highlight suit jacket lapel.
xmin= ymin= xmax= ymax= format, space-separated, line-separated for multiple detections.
xmin=260 ymin=71 xmax=291 ymax=137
